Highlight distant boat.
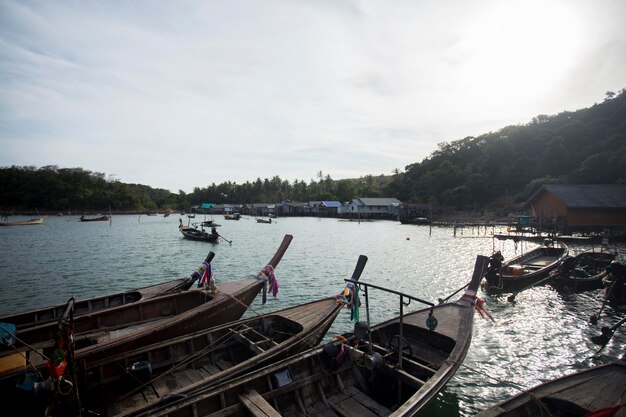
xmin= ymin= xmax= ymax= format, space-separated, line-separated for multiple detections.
xmin=201 ymin=220 xmax=221 ymax=227
xmin=256 ymin=218 xmax=272 ymax=224
xmin=224 ymin=212 xmax=241 ymax=220
xmin=80 ymin=215 xmax=110 ymax=222
xmin=399 ymin=216 xmax=431 ymax=225
xmin=0 ymin=216 xmax=45 ymax=226
xmin=179 ymin=219 xmax=219 ymax=242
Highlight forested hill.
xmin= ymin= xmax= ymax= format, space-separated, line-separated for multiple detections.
xmin=385 ymin=89 xmax=626 ymax=208
xmin=1 ymin=89 xmax=625 ymax=213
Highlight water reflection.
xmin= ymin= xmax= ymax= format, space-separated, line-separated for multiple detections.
xmin=0 ymin=215 xmax=623 ymax=416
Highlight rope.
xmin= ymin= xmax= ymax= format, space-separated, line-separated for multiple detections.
xmin=438 ymin=281 xmax=470 ymax=304
xmin=95 ymin=287 xmax=343 ymax=404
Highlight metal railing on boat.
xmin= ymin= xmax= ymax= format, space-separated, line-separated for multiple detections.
xmin=343 ymin=279 xmax=435 ymax=370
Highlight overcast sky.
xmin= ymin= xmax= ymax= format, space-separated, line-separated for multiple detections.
xmin=1 ymin=1 xmax=625 ymax=193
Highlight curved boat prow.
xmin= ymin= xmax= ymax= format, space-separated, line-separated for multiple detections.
xmin=266 ymin=234 xmax=293 ymax=268
xmin=466 ymin=255 xmax=490 ymax=296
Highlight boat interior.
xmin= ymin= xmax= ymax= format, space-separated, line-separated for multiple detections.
xmin=153 ymin=320 xmax=458 ymax=417
xmin=83 ymin=316 xmax=303 ymax=416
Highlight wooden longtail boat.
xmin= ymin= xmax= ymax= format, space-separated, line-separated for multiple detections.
xmin=549 ymin=250 xmax=616 ymax=292
xmin=131 ymin=254 xmax=490 ymax=417
xmin=80 ymin=215 xmax=110 ymax=222
xmin=483 ymin=241 xmax=568 ymax=293
xmin=179 ymin=219 xmax=219 ymax=242
xmin=473 ymin=360 xmax=626 ymax=417
xmin=69 ymin=254 xmax=368 ymax=417
xmin=0 ymin=217 xmax=45 ymax=226
xmin=0 ymin=234 xmax=293 ymax=387
xmin=0 ymin=252 xmax=215 ymax=330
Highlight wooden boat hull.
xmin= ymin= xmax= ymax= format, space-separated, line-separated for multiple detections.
xmin=484 ymin=244 xmax=568 ymax=293
xmin=79 ymin=297 xmax=345 ymax=417
xmin=0 ymin=218 xmax=44 ymax=226
xmin=399 ymin=217 xmax=430 ymax=225
xmin=0 ymin=279 xmax=263 ymax=382
xmin=80 ymin=215 xmax=110 ymax=222
xmin=131 ymin=255 xmax=489 ymax=417
xmin=0 ymin=276 xmax=196 ymax=330
xmin=474 ymin=360 xmax=626 ymax=417
xmin=550 ymin=251 xmax=615 ymax=292
xmin=180 ymin=228 xmax=219 ymax=242
xmin=0 ymin=252 xmax=216 ymax=331
xmin=0 ymin=235 xmax=292 ymax=401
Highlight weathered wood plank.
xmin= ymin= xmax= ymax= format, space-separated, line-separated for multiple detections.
xmin=331 ymin=396 xmax=379 ymax=417
xmin=239 ymin=389 xmax=281 ymax=417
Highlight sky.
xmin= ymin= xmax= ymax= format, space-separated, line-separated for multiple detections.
xmin=1 ymin=1 xmax=625 ymax=193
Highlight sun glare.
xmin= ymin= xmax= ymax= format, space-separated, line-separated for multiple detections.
xmin=460 ymin=1 xmax=583 ymax=103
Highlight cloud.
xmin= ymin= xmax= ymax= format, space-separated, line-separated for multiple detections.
xmin=1 ymin=0 xmax=625 ymax=193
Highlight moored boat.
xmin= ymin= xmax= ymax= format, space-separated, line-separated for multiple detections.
xmin=127 ymin=254 xmax=490 ymax=417
xmin=0 ymin=235 xmax=293 ymax=394
xmin=483 ymin=240 xmax=569 ymax=293
xmin=72 ymin=255 xmax=369 ymax=417
xmin=80 ymin=214 xmax=110 ymax=222
xmin=224 ymin=212 xmax=241 ymax=220
xmin=549 ymin=250 xmax=616 ymax=291
xmin=473 ymin=360 xmax=626 ymax=417
xmin=179 ymin=219 xmax=219 ymax=242
xmin=0 ymin=216 xmax=46 ymax=226
xmin=399 ymin=216 xmax=430 ymax=225
xmin=0 ymin=251 xmax=215 ymax=330
xmin=256 ymin=218 xmax=272 ymax=224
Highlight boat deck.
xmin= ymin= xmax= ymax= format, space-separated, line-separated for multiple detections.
xmin=510 ymin=255 xmax=556 ymax=270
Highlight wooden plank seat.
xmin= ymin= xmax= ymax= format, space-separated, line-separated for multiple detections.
xmin=239 ymin=389 xmax=281 ymax=417
xmin=326 ymin=386 xmax=390 ymax=417
xmin=229 ymin=324 xmax=279 ymax=354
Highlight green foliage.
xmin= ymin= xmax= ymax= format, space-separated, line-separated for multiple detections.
xmin=386 ymin=88 xmax=626 ymax=209
xmin=2 ymin=89 xmax=624 ymax=212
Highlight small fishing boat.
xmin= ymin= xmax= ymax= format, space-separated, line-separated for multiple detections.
xmin=201 ymin=220 xmax=221 ymax=227
xmin=72 ymin=255 xmax=368 ymax=417
xmin=549 ymin=250 xmax=616 ymax=291
xmin=399 ymin=217 xmax=430 ymax=225
xmin=483 ymin=240 xmax=569 ymax=293
xmin=473 ymin=360 xmax=626 ymax=417
xmin=0 ymin=216 xmax=46 ymax=226
xmin=128 ymin=254 xmax=490 ymax=417
xmin=224 ymin=212 xmax=241 ymax=220
xmin=0 ymin=251 xmax=215 ymax=330
xmin=179 ymin=219 xmax=219 ymax=242
xmin=256 ymin=218 xmax=272 ymax=224
xmin=80 ymin=214 xmax=110 ymax=222
xmin=0 ymin=235 xmax=293 ymax=392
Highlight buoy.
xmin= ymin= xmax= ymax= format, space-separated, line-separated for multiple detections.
xmin=406 ymin=237 xmax=410 ymax=240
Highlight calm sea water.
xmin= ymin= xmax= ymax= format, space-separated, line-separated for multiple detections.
xmin=1 ymin=214 xmax=624 ymax=416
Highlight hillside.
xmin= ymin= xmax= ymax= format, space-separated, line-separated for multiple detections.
xmin=1 ymin=89 xmax=624 ymax=213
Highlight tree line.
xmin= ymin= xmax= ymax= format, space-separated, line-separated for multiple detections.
xmin=1 ymin=89 xmax=624 ymax=213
